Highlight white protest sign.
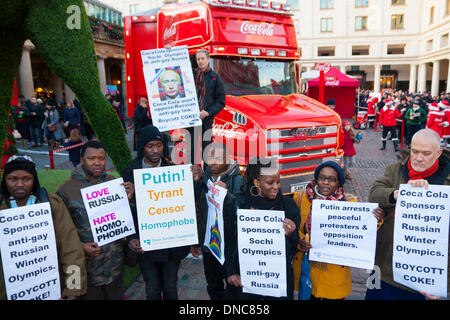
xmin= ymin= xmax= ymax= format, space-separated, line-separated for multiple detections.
xmin=204 ymin=181 xmax=227 ymax=265
xmin=81 ymin=178 xmax=135 ymax=246
xmin=393 ymin=184 xmax=450 ymax=297
xmin=141 ymin=45 xmax=201 ymax=132
xmin=238 ymin=209 xmax=286 ymax=298
xmin=0 ymin=202 xmax=61 ymax=300
xmin=133 ymin=164 xmax=198 ymax=251
xmin=309 ymin=200 xmax=378 ymax=269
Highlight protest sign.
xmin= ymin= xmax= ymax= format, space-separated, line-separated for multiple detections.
xmin=393 ymin=184 xmax=450 ymax=297
xmin=204 ymin=181 xmax=227 ymax=265
xmin=0 ymin=202 xmax=61 ymax=300
xmin=309 ymin=200 xmax=378 ymax=269
xmin=81 ymin=178 xmax=135 ymax=246
xmin=133 ymin=164 xmax=198 ymax=251
xmin=141 ymin=45 xmax=201 ymax=132
xmin=238 ymin=209 xmax=286 ymax=297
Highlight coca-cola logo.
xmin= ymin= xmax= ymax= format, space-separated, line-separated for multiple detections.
xmin=240 ymin=21 xmax=274 ymax=36
xmin=163 ymin=24 xmax=176 ymax=40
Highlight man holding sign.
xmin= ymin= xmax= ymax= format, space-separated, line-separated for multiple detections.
xmin=58 ymin=141 xmax=130 ymax=300
xmin=367 ymin=129 xmax=450 ymax=300
xmin=0 ymin=155 xmax=87 ymax=300
xmin=122 ymin=125 xmax=202 ymax=300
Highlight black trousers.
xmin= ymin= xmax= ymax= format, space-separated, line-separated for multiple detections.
xmin=203 ymin=250 xmax=226 ymax=300
xmin=186 ymin=120 xmax=213 ymax=165
xmin=139 ymin=256 xmax=181 ymax=300
xmin=381 ymin=126 xmax=398 ymax=142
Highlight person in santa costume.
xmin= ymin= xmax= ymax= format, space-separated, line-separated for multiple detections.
xmin=379 ymin=99 xmax=402 ymax=151
xmin=426 ymin=102 xmax=445 ymax=144
xmin=367 ymin=98 xmax=377 ymax=129
xmin=438 ymin=100 xmax=450 ymax=147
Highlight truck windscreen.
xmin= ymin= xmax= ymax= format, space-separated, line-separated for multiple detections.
xmin=212 ymin=57 xmax=297 ymax=96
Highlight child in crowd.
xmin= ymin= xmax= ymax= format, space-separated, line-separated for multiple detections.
xmin=64 ymin=128 xmax=82 ymax=167
xmin=342 ymin=121 xmax=358 ymax=180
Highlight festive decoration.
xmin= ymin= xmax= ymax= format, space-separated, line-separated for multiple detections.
xmin=89 ymin=18 xmax=123 ymax=40
xmin=0 ymin=0 xmax=132 ymax=173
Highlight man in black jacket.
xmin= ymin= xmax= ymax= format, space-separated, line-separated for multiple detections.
xmin=187 ymin=49 xmax=225 ymax=165
xmin=121 ymin=125 xmax=202 ymax=300
xmin=28 ymin=96 xmax=45 ymax=147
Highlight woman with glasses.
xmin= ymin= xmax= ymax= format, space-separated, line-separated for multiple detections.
xmin=292 ymin=161 xmax=384 ymax=300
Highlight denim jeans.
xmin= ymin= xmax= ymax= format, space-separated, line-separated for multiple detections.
xmin=30 ymin=125 xmax=43 ymax=144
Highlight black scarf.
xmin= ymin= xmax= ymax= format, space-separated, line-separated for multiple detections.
xmin=247 ymin=190 xmax=284 ymax=211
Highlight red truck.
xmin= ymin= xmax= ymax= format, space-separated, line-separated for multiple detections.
xmin=124 ymin=0 xmax=344 ymax=194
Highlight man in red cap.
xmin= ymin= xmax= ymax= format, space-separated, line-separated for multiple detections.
xmin=379 ymin=99 xmax=402 ymax=151
xmin=367 ymin=98 xmax=376 ymax=129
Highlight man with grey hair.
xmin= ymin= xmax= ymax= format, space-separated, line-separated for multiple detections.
xmin=366 ymin=128 xmax=450 ymax=300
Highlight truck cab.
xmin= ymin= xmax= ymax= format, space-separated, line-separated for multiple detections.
xmin=124 ymin=0 xmax=344 ymax=194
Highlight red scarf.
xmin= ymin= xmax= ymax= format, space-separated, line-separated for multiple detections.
xmin=407 ymin=158 xmax=439 ymax=181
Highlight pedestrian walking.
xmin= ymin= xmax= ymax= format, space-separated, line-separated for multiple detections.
xmin=63 ymin=100 xmax=81 ymax=138
xmin=42 ymin=100 xmax=61 ymax=149
xmin=28 ymin=96 xmax=45 ymax=147
xmin=12 ymin=95 xmax=30 ymax=149
xmin=342 ymin=121 xmax=358 ymax=180
xmin=379 ymin=99 xmax=402 ymax=152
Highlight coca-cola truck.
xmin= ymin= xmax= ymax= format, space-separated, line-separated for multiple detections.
xmin=124 ymin=0 xmax=344 ymax=194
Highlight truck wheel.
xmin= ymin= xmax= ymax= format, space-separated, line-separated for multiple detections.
xmin=353 ymin=122 xmax=360 ymax=129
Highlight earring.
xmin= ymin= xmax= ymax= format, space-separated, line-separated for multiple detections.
xmin=250 ymin=185 xmax=261 ymax=197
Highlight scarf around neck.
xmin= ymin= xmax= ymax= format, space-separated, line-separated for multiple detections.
xmin=247 ymin=189 xmax=283 ymax=211
xmin=195 ymin=66 xmax=211 ymax=111
xmin=407 ymin=158 xmax=439 ymax=181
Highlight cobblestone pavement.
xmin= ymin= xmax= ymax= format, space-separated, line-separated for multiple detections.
xmin=18 ymin=121 xmax=403 ymax=300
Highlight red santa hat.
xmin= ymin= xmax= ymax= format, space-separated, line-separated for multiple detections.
xmin=428 ymin=102 xmax=440 ymax=111
xmin=438 ymin=100 xmax=449 ymax=109
xmin=384 ymin=99 xmax=393 ymax=106
xmin=373 ymin=97 xmax=379 ymax=103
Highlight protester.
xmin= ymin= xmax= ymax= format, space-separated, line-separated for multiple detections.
xmin=63 ymin=128 xmax=83 ymax=167
xmin=291 ymin=161 xmax=383 ymax=300
xmin=188 ymin=49 xmax=225 ymax=164
xmin=190 ymin=142 xmax=243 ymax=300
xmin=63 ymin=100 xmax=81 ymax=139
xmin=42 ymin=100 xmax=61 ymax=149
xmin=225 ymin=157 xmax=300 ymax=300
xmin=341 ymin=120 xmax=358 ymax=180
xmin=133 ymin=96 xmax=152 ymax=151
xmin=28 ymin=96 xmax=45 ymax=147
xmin=366 ymin=129 xmax=450 ymax=300
xmin=57 ymin=141 xmax=126 ymax=300
xmin=12 ymin=95 xmax=30 ymax=149
xmin=404 ymin=100 xmax=427 ymax=146
xmin=0 ymin=155 xmax=87 ymax=300
xmin=379 ymin=99 xmax=402 ymax=152
xmin=121 ymin=125 xmax=203 ymax=300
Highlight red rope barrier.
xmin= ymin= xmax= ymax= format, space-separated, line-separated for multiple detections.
xmin=48 ymin=138 xmax=97 ymax=169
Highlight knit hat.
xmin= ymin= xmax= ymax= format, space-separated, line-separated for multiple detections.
xmin=326 ymin=98 xmax=336 ymax=106
xmin=314 ymin=161 xmax=346 ymax=186
xmin=342 ymin=120 xmax=351 ymax=127
xmin=0 ymin=155 xmax=41 ymax=200
xmin=137 ymin=125 xmax=164 ymax=154
xmin=438 ymin=100 xmax=449 ymax=109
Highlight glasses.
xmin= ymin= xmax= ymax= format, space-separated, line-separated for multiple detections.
xmin=317 ymin=175 xmax=338 ymax=183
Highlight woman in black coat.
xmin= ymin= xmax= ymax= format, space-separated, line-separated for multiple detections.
xmin=225 ymin=157 xmax=300 ymax=300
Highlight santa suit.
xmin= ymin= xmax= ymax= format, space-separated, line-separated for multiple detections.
xmin=367 ymin=100 xmax=376 ymax=128
xmin=440 ymin=100 xmax=450 ymax=146
xmin=426 ymin=107 xmax=445 ymax=139
xmin=379 ymin=102 xmax=401 ymax=151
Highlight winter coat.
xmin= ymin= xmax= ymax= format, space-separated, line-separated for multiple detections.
xmin=0 ymin=190 xmax=87 ymax=299
xmin=342 ymin=129 xmax=357 ymax=157
xmin=426 ymin=110 xmax=445 ymax=138
xmin=28 ymin=103 xmax=45 ymax=127
xmin=443 ymin=108 xmax=450 ymax=138
xmin=368 ymin=149 xmax=450 ymax=295
xmin=63 ymin=107 xmax=81 ymax=127
xmin=57 ymin=166 xmax=124 ymax=287
xmin=379 ymin=105 xmax=401 ymax=127
xmin=121 ymin=156 xmax=190 ymax=262
xmin=404 ymin=107 xmax=427 ymax=126
xmin=42 ymin=109 xmax=61 ymax=140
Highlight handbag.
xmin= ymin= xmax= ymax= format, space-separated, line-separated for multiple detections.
xmin=48 ymin=124 xmax=57 ymax=132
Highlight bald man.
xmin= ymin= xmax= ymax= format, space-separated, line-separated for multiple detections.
xmin=366 ymin=129 xmax=450 ymax=300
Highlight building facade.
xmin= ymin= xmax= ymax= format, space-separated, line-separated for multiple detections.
xmin=294 ymin=0 xmax=450 ymax=96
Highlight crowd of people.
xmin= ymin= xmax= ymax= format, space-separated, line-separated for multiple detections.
xmin=357 ymin=89 xmax=450 ymax=150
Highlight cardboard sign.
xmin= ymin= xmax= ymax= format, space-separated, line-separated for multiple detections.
xmin=309 ymin=200 xmax=378 ymax=270
xmin=141 ymin=45 xmax=201 ymax=132
xmin=81 ymin=178 xmax=136 ymax=246
xmin=204 ymin=181 xmax=227 ymax=265
xmin=238 ymin=209 xmax=286 ymax=298
xmin=133 ymin=164 xmax=198 ymax=251
xmin=0 ymin=202 xmax=61 ymax=300
xmin=393 ymin=184 xmax=450 ymax=297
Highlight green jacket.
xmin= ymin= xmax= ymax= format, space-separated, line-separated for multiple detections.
xmin=0 ymin=192 xmax=87 ymax=300
xmin=404 ymin=107 xmax=427 ymax=126
xmin=369 ymin=149 xmax=450 ymax=295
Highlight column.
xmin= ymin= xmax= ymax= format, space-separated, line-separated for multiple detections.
xmin=431 ymin=60 xmax=440 ymax=97
xmin=53 ymin=74 xmax=64 ymax=102
xmin=18 ymin=42 xmax=35 ymax=99
xmin=374 ymin=64 xmax=381 ymax=93
xmin=447 ymin=59 xmax=450 ymax=94
xmin=340 ymin=65 xmax=348 ymax=73
xmin=417 ymin=63 xmax=427 ymax=93
xmin=64 ymin=83 xmax=76 ymax=102
xmin=97 ymin=55 xmax=107 ymax=95
xmin=408 ymin=64 xmax=417 ymax=94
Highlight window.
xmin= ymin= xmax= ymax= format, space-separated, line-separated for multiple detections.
xmin=286 ymin=0 xmax=300 ymax=10
xmin=352 ymin=45 xmax=369 ymax=56
xmin=391 ymin=14 xmax=404 ymax=29
xmin=392 ymin=0 xmax=405 ymax=5
xmin=355 ymin=0 xmax=368 ymax=8
xmin=318 ymin=46 xmax=335 ymax=57
xmin=130 ymin=4 xmax=141 ymax=15
xmin=426 ymin=39 xmax=433 ymax=52
xmin=441 ymin=33 xmax=449 ymax=48
xmin=320 ymin=18 xmax=333 ymax=32
xmin=320 ymin=0 xmax=333 ymax=9
xmin=429 ymin=6 xmax=434 ymax=24
xmin=387 ymin=44 xmax=405 ymax=55
xmin=294 ymin=18 xmax=300 ymax=33
xmin=355 ymin=16 xmax=368 ymax=31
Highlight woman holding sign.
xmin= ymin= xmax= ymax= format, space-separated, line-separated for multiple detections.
xmin=226 ymin=157 xmax=300 ymax=300
xmin=292 ymin=161 xmax=384 ymax=300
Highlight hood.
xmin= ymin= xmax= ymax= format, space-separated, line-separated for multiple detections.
xmin=71 ymin=164 xmax=107 ymax=183
xmin=224 ymin=94 xmax=341 ymax=130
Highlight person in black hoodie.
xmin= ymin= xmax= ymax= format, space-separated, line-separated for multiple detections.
xmin=225 ymin=157 xmax=300 ymax=300
xmin=121 ymin=125 xmax=202 ymax=300
xmin=191 ymin=142 xmax=243 ymax=300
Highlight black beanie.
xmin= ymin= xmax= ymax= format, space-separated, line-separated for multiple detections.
xmin=1 ymin=155 xmax=41 ymax=200
xmin=137 ymin=125 xmax=164 ymax=154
